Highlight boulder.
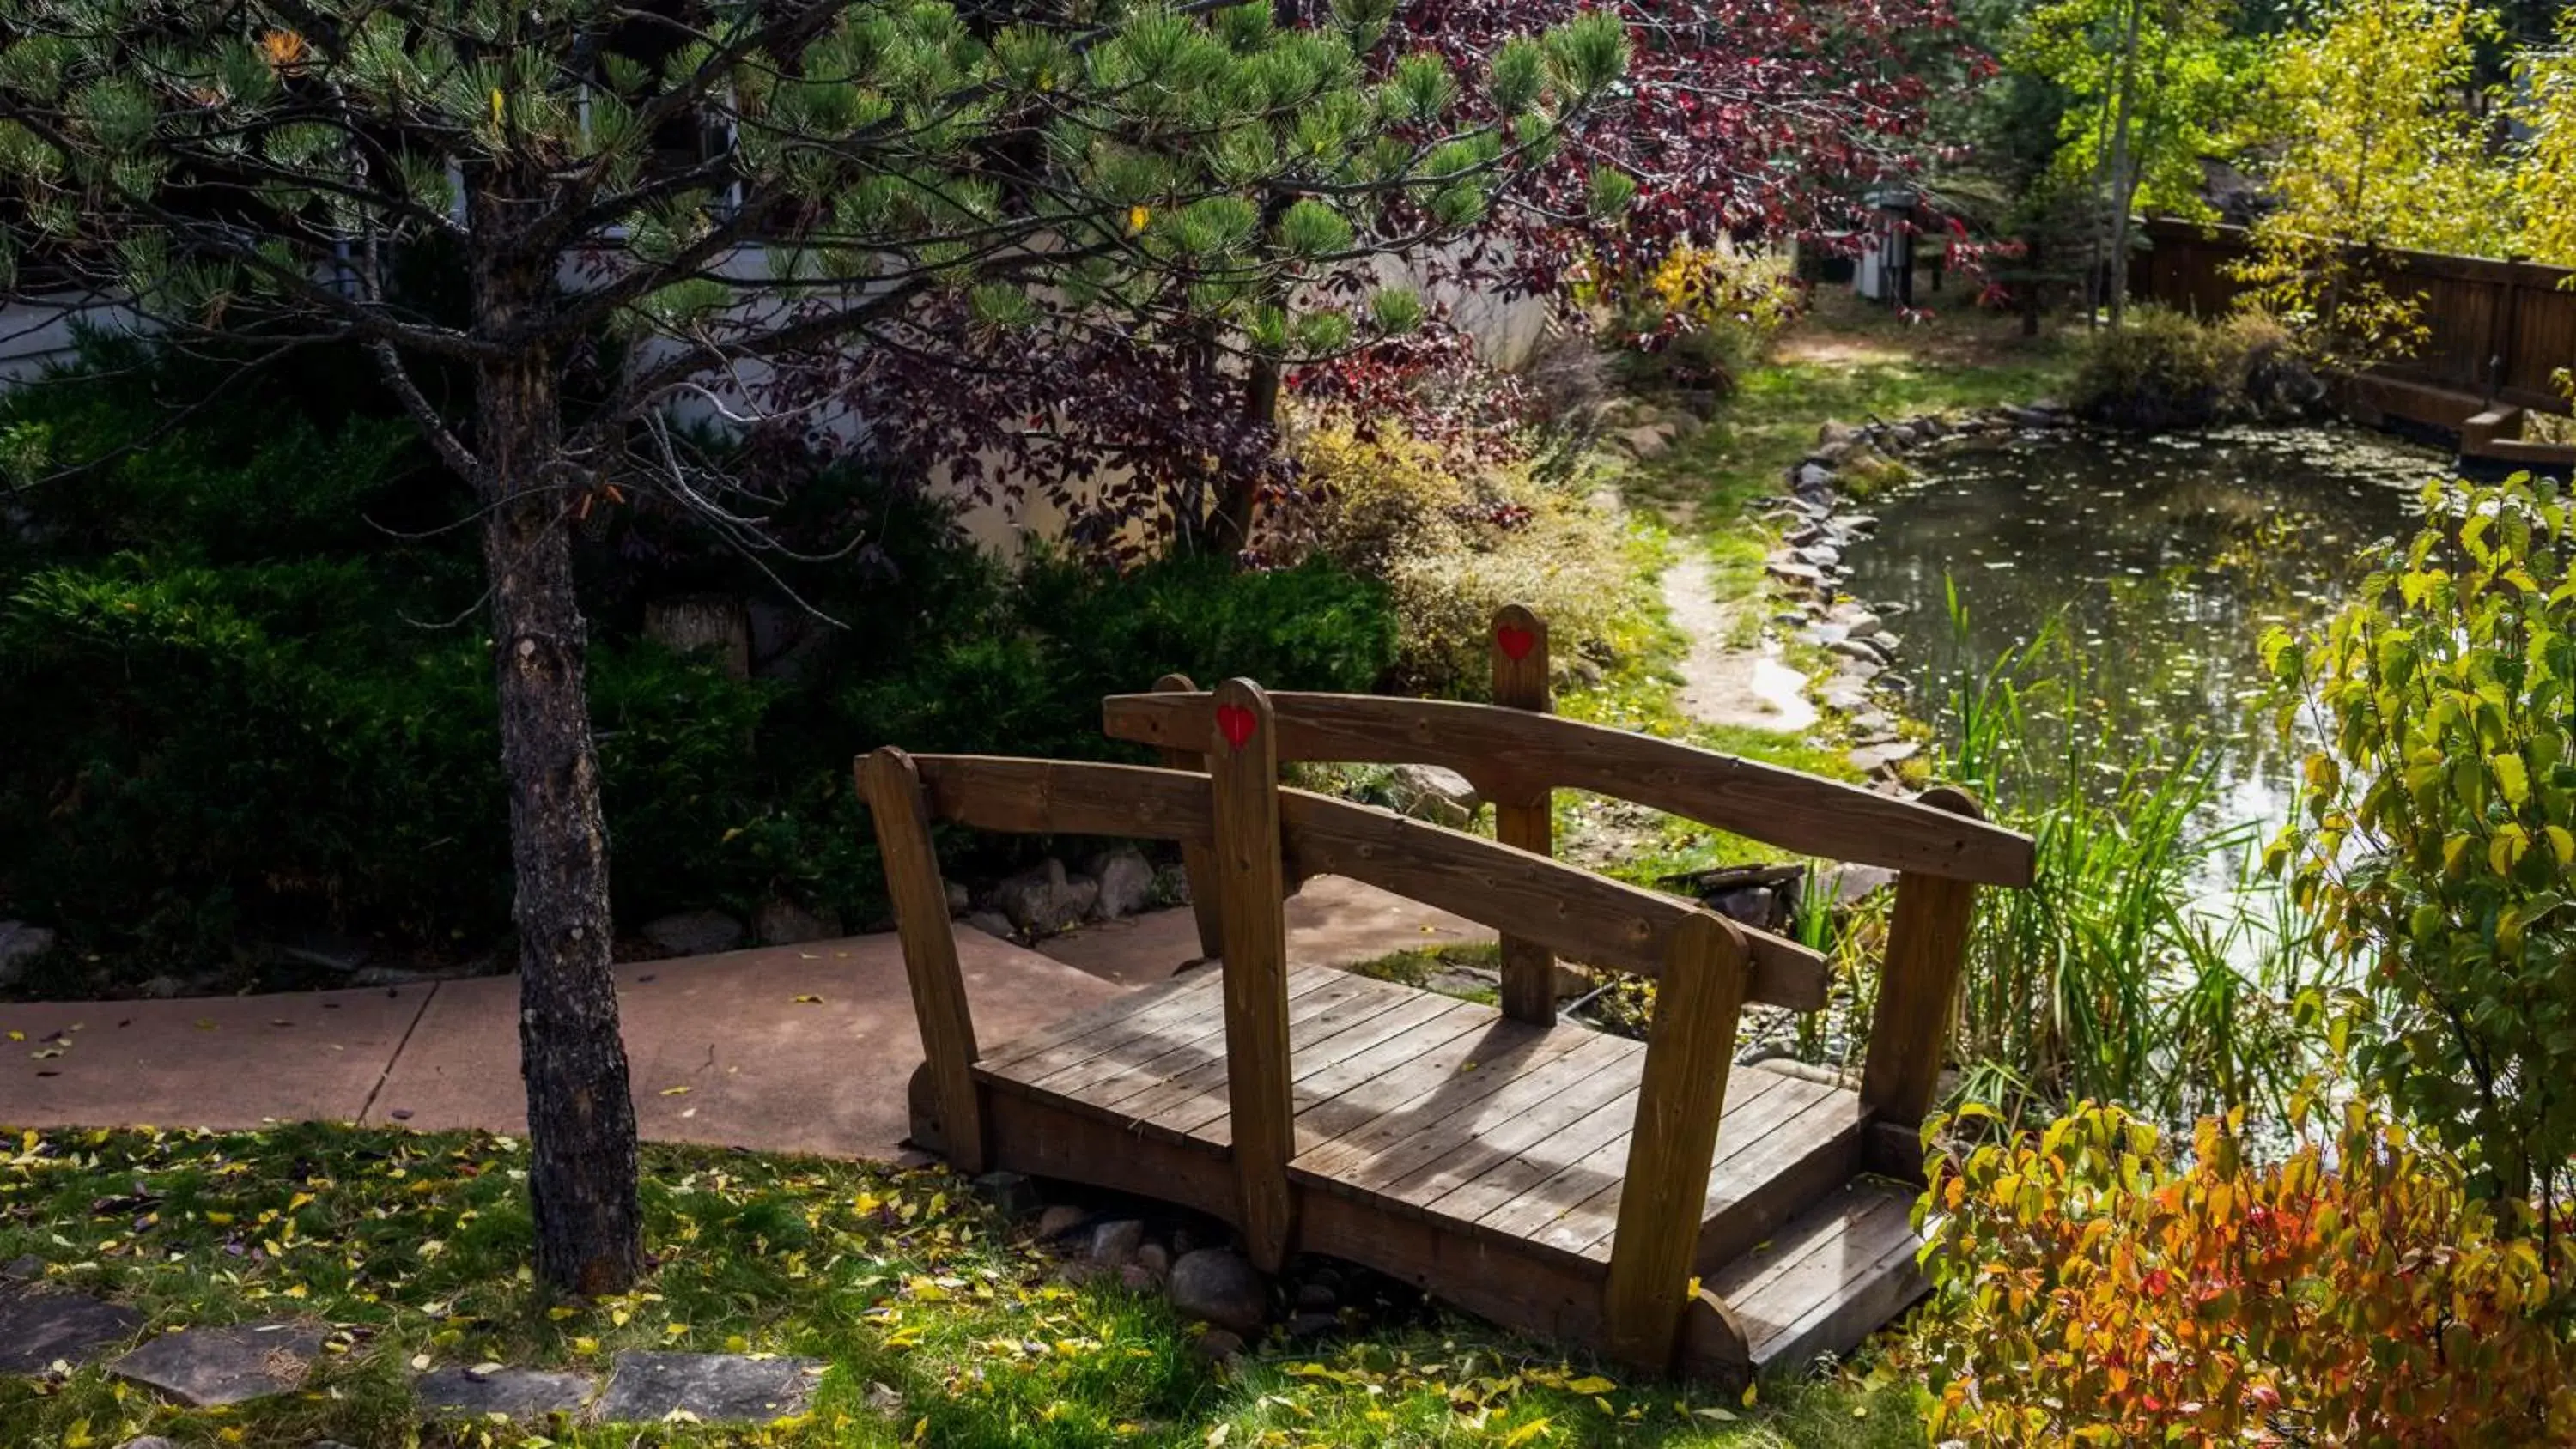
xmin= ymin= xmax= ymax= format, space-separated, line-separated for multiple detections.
xmin=944 ymin=880 xmax=973 ymax=917
xmin=992 ymin=859 xmax=1089 ymax=938
xmin=1036 ymin=1206 xmax=1088 ymax=1241
xmin=1285 ymin=1312 xmax=1341 ymax=1342
xmin=1617 ymin=422 xmax=1677 ymax=461
xmin=1169 ymin=1249 xmax=1268 ymax=1336
xmin=754 ymin=898 xmax=841 ymax=946
xmin=1817 ymin=863 xmax=1899 ymax=907
xmin=1084 ymin=847 xmax=1157 ymax=920
xmin=1387 ymin=764 xmax=1483 ymax=829
xmin=1088 ymin=1219 xmax=1145 ymax=1267
xmin=1795 ymin=462 xmax=1836 ymax=492
xmin=962 ymin=911 xmax=1016 ymax=941
xmin=641 ymin=911 xmax=744 ymax=957
xmin=1848 ymin=741 xmax=1923 ymax=773
xmin=1817 ymin=419 xmax=1863 ymax=448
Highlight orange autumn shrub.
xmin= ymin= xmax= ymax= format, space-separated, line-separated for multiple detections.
xmin=1903 ymin=1100 xmax=2576 ymax=1446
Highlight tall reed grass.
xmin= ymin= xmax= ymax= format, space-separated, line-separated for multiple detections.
xmin=1929 ymin=579 xmax=2330 ymax=1131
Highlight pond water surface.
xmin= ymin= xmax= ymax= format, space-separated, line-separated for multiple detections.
xmin=1843 ymin=425 xmax=2451 ymax=836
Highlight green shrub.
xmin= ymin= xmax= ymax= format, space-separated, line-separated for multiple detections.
xmin=0 ymin=555 xmax=506 ymax=958
xmin=0 ymin=336 xmax=1400 ymax=980
xmin=2269 ymin=476 xmax=2576 ymax=1209
xmin=2071 ymin=306 xmax=2324 ymax=430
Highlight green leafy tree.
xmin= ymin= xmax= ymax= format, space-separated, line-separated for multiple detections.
xmin=2511 ymin=9 xmax=2576 ymax=269
xmin=2235 ymin=0 xmax=2515 ymax=361
xmin=0 ymin=0 xmax=1630 ymax=1292
xmin=2269 ymin=477 xmax=2576 ymax=1222
xmin=2009 ymin=0 xmax=2253 ymax=324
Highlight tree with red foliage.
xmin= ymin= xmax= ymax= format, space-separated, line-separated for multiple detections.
xmin=1393 ymin=0 xmax=1960 ymax=292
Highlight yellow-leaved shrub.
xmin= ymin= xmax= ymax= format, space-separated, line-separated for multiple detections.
xmin=1268 ymin=406 xmax=1637 ymax=694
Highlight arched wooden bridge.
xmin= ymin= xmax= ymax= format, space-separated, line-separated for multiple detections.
xmin=861 ymin=609 xmax=2033 ymax=1385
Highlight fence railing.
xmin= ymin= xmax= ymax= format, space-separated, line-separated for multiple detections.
xmin=2132 ymin=218 xmax=2576 ymax=417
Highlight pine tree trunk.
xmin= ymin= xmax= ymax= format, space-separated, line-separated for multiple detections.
xmin=476 ymin=327 xmax=645 ymax=1298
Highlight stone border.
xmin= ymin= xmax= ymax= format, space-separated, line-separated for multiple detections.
xmin=1757 ymin=400 xmax=2074 ymax=785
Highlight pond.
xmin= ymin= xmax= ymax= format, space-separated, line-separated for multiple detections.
xmin=1842 ymin=424 xmax=2451 ymax=840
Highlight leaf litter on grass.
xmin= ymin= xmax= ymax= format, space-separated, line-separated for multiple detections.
xmin=2 ymin=1122 xmax=1919 ymax=1446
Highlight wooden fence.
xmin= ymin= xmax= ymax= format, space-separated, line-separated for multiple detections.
xmin=2131 ymin=218 xmax=2576 ymax=417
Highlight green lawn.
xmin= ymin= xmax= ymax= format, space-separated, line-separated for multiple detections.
xmin=2 ymin=1124 xmax=1929 ymax=1448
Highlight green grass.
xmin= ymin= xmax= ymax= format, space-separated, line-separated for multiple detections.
xmin=0 ymin=1124 xmax=1928 ymax=1448
xmin=1617 ymin=296 xmax=2075 ymax=523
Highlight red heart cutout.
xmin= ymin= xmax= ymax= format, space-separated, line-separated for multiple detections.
xmin=1216 ymin=703 xmax=1257 ymax=750
xmin=1495 ymin=625 xmax=1537 ymax=662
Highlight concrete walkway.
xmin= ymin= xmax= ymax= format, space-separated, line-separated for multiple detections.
xmin=0 ymin=880 xmax=1490 ymax=1161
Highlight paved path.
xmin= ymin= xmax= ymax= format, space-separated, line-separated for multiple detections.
xmin=0 ymin=880 xmax=1489 ymax=1161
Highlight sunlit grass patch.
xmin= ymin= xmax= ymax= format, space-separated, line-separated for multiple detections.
xmin=1 ymin=1124 xmax=1920 ymax=1447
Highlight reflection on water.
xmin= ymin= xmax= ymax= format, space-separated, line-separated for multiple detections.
xmin=1846 ymin=424 xmax=2450 ymax=834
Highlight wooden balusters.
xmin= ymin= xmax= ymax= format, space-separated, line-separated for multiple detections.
xmin=1149 ymin=672 xmax=1228 ymax=960
xmin=1602 ymin=912 xmax=1751 ymax=1373
xmin=1859 ymin=786 xmax=1989 ymax=1135
xmin=1206 ymin=678 xmax=1297 ymax=1271
xmin=860 ymin=747 xmax=986 ymax=1174
xmin=1490 ymin=603 xmax=1558 ymax=1024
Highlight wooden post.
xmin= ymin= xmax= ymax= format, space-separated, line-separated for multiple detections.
xmin=1490 ymin=603 xmax=1556 ymax=1024
xmin=1859 ymin=786 xmax=1987 ymax=1132
xmin=1602 ymin=912 xmax=1750 ymax=1373
xmin=860 ymin=747 xmax=987 ymax=1174
xmin=1150 ymin=672 xmax=1228 ymax=960
xmin=1206 ymin=678 xmax=1297 ymax=1270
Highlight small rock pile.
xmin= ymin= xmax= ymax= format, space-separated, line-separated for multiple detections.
xmin=1760 ymin=401 xmax=2071 ymax=785
xmin=1014 ymin=1186 xmax=1419 ymax=1363
xmin=957 ymin=845 xmax=1170 ymax=943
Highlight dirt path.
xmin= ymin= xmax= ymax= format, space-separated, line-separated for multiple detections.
xmin=1659 ymin=555 xmax=1816 ymax=734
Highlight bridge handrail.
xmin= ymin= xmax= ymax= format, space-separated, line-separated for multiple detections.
xmin=1101 ymin=689 xmax=2035 ymax=887
xmin=886 ymin=752 xmax=1826 ymax=1009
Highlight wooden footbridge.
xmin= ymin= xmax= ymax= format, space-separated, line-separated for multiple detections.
xmin=860 ymin=609 xmax=2034 ymax=1384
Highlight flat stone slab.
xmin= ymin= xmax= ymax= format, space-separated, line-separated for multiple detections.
xmin=594 ymin=1352 xmax=824 ymax=1424
xmin=0 ymin=1286 xmax=143 ymax=1373
xmin=111 ymin=1322 xmax=324 ymax=1406
xmin=416 ymin=1365 xmax=596 ymax=1419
